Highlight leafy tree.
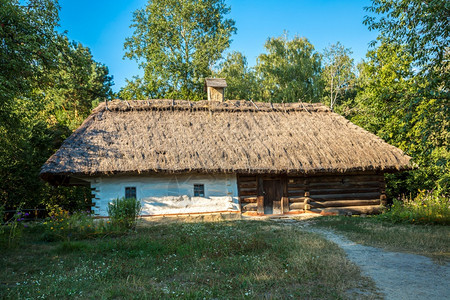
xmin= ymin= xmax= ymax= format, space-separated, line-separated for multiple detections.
xmin=364 ymin=0 xmax=449 ymax=83
xmin=0 ymin=0 xmax=113 ymax=210
xmin=352 ymin=41 xmax=449 ymax=197
xmin=40 ymin=37 xmax=113 ymax=130
xmin=0 ymin=0 xmax=60 ymax=126
xmin=256 ymin=33 xmax=323 ymax=102
xmin=322 ymin=42 xmax=355 ymax=111
xmin=214 ymin=51 xmax=258 ymax=100
xmin=358 ymin=0 xmax=450 ymax=196
xmin=123 ymin=0 xmax=236 ymax=100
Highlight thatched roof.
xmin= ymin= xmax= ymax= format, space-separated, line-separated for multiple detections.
xmin=40 ymin=100 xmax=412 ymax=185
xmin=205 ymin=78 xmax=227 ymax=88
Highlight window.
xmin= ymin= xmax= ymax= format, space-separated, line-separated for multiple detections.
xmin=125 ymin=187 xmax=137 ymax=199
xmin=194 ymin=184 xmax=205 ymax=197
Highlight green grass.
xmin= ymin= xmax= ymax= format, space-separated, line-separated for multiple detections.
xmin=1 ymin=220 xmax=378 ymax=299
xmin=313 ymin=216 xmax=450 ymax=262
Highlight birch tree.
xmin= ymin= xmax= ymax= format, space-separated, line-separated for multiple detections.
xmin=322 ymin=42 xmax=354 ymax=111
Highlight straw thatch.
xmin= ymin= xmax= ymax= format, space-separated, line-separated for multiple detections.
xmin=40 ymin=99 xmax=412 ymax=184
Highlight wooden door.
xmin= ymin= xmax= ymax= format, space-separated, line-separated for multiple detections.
xmin=263 ymin=180 xmax=282 ymax=214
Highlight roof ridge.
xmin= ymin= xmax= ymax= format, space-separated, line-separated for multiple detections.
xmin=95 ymin=99 xmax=331 ymax=113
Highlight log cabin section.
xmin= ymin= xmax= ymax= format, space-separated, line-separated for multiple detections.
xmin=238 ymin=173 xmax=386 ymax=215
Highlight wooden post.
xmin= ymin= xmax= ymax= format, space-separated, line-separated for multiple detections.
xmin=282 ymin=176 xmax=289 ymax=214
xmin=304 ymin=191 xmax=311 ymax=211
xmin=257 ymin=176 xmax=264 ymax=215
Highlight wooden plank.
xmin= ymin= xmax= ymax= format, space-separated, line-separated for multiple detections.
xmin=306 ymin=175 xmax=384 ymax=183
xmin=240 ymin=197 xmax=257 ymax=203
xmin=288 ymin=191 xmax=306 ymax=197
xmin=314 ymin=205 xmax=382 ymax=215
xmin=238 ymin=183 xmax=257 ymax=188
xmin=239 ymin=187 xmax=258 ymax=193
xmin=282 ymin=176 xmax=289 ymax=213
xmin=310 ymin=199 xmax=381 ymax=208
xmin=241 ymin=203 xmax=257 ymax=211
xmin=309 ymin=181 xmax=382 ymax=188
xmin=239 ymin=190 xmax=258 ymax=196
xmin=257 ymin=176 xmax=264 ymax=214
xmin=288 ymin=183 xmax=306 ymax=189
xmin=289 ymin=197 xmax=308 ymax=203
xmin=309 ymin=187 xmax=380 ymax=195
xmin=309 ymin=192 xmax=381 ymax=201
xmin=257 ymin=196 xmax=264 ymax=214
xmin=238 ymin=176 xmax=257 ymax=183
xmin=289 ymin=202 xmax=305 ymax=210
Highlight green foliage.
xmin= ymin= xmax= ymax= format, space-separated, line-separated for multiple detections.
xmin=0 ymin=0 xmax=113 ymax=211
xmin=214 ymin=51 xmax=258 ymax=100
xmin=0 ymin=0 xmax=60 ymax=110
xmin=379 ymin=190 xmax=450 ymax=225
xmin=256 ymin=33 xmax=323 ymax=102
xmin=347 ymin=43 xmax=449 ymax=196
xmin=354 ymin=0 xmax=449 ymax=196
xmin=107 ymin=198 xmax=142 ymax=230
xmin=122 ymin=0 xmax=236 ymax=100
xmin=364 ymin=0 xmax=449 ymax=84
xmin=322 ymin=42 xmax=355 ymax=110
xmin=39 ymin=36 xmax=113 ymax=130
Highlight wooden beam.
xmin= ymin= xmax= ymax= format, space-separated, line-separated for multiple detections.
xmin=310 ymin=199 xmax=381 ymax=208
xmin=257 ymin=176 xmax=264 ymax=215
xmin=282 ymin=175 xmax=289 ymax=213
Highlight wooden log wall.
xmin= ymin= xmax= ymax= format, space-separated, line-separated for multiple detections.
xmin=287 ymin=173 xmax=384 ymax=214
xmin=238 ymin=173 xmax=385 ymax=214
xmin=237 ymin=175 xmax=258 ymax=212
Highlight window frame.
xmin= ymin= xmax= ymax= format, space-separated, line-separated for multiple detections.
xmin=193 ymin=184 xmax=205 ymax=197
xmin=125 ymin=186 xmax=137 ymax=199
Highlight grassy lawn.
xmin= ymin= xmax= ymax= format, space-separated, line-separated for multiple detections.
xmin=1 ymin=220 xmax=378 ymax=299
xmin=313 ymin=216 xmax=450 ymax=262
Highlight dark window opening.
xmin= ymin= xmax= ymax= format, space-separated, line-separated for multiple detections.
xmin=194 ymin=184 xmax=205 ymax=197
xmin=125 ymin=187 xmax=137 ymax=199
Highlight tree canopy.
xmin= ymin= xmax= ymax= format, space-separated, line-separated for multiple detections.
xmin=322 ymin=42 xmax=355 ymax=111
xmin=0 ymin=0 xmax=113 ymax=210
xmin=255 ymin=34 xmax=323 ymax=102
xmin=214 ymin=51 xmax=257 ymax=100
xmin=122 ymin=0 xmax=236 ymax=100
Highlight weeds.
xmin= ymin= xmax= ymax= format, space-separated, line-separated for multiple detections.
xmin=0 ymin=205 xmax=29 ymax=248
xmin=380 ymin=190 xmax=450 ymax=225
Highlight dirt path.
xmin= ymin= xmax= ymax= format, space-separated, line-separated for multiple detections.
xmin=275 ymin=218 xmax=450 ymax=300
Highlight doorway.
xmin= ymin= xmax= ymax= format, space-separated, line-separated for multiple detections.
xmin=263 ymin=180 xmax=282 ymax=214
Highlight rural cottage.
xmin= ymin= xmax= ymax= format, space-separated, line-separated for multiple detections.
xmin=40 ymin=81 xmax=412 ymax=217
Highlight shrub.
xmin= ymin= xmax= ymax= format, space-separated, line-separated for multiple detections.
xmin=379 ymin=190 xmax=450 ymax=225
xmin=107 ymin=197 xmax=141 ymax=230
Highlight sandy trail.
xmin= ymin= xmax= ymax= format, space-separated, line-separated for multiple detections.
xmin=275 ymin=218 xmax=450 ymax=300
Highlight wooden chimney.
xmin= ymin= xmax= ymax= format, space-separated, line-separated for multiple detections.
xmin=205 ymin=78 xmax=227 ymax=102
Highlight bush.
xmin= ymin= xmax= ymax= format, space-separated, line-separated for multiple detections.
xmin=107 ymin=197 xmax=141 ymax=230
xmin=379 ymin=190 xmax=450 ymax=225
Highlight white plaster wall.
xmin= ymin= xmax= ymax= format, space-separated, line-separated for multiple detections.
xmin=87 ymin=174 xmax=239 ymax=216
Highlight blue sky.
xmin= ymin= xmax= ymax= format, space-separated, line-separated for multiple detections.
xmin=58 ymin=0 xmax=378 ymax=93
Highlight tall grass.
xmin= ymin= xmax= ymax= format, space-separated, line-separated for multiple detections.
xmin=380 ymin=190 xmax=449 ymax=225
